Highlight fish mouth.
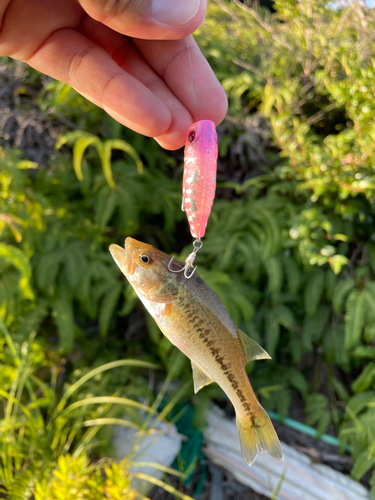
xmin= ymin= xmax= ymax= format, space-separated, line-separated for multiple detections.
xmin=124 ymin=237 xmax=136 ymax=275
xmin=109 ymin=237 xmax=135 ymax=276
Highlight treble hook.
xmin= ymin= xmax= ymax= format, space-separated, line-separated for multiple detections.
xmin=167 ymin=239 xmax=203 ymax=279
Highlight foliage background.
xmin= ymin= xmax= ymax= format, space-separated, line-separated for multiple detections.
xmin=1 ymin=0 xmax=375 ymax=497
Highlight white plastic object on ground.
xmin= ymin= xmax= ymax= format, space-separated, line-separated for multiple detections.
xmin=112 ymin=418 xmax=182 ymax=495
xmin=203 ymin=405 xmax=371 ymax=500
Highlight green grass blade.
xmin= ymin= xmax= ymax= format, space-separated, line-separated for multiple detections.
xmin=131 ymin=462 xmax=185 ymax=478
xmin=133 ymin=472 xmax=194 ymax=500
xmin=83 ymin=418 xmax=141 ymax=430
xmin=63 ymin=396 xmax=159 ymax=417
xmin=60 ymin=359 xmax=159 ymax=407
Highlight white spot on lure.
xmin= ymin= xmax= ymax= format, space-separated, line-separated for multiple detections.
xmin=185 ymin=157 xmax=198 ymax=165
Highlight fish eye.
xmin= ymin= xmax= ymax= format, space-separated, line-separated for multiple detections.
xmin=139 ymin=253 xmax=153 ymax=265
xmin=189 ymin=130 xmax=196 ymax=143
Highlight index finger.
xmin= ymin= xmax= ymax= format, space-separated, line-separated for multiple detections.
xmin=134 ymin=35 xmax=228 ymax=146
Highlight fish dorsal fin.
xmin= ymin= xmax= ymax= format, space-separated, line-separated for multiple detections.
xmin=237 ymin=329 xmax=271 ymax=364
xmin=191 ymin=362 xmax=214 ymax=394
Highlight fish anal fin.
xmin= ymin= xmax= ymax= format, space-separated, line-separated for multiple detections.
xmin=237 ymin=329 xmax=271 ymax=363
xmin=236 ymin=408 xmax=283 ymax=466
xmin=191 ymin=362 xmax=214 ymax=394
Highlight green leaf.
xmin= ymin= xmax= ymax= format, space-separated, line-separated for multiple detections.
xmin=288 ymin=369 xmax=308 ymax=397
xmin=364 ymin=324 xmax=375 ymax=343
xmin=99 ymin=283 xmax=122 ymax=337
xmin=362 ymin=282 xmax=375 ymax=321
xmin=118 ymin=283 xmax=138 ymax=317
xmin=72 ymin=135 xmax=100 ymax=181
xmin=19 ymin=302 xmax=48 ymax=338
xmin=17 ymin=160 xmax=38 ymax=170
xmin=0 ymin=243 xmax=33 ymax=300
xmin=302 ymin=305 xmax=330 ymax=347
xmin=104 ymin=139 xmax=143 ymax=174
xmin=352 ymin=346 xmax=375 ymax=359
xmin=254 ymin=207 xmax=280 ymax=261
xmin=6 ymin=469 xmax=38 ymax=500
xmin=265 ymin=255 xmax=283 ymax=297
xmin=345 ymin=289 xmax=366 ymax=350
xmin=346 ymin=391 xmax=375 ymax=415
xmin=52 ymin=298 xmax=75 ymax=353
xmin=332 ymin=378 xmax=349 ymax=402
xmin=351 ymin=450 xmax=375 ymax=481
xmin=328 ymin=254 xmax=349 ymax=275
xmin=36 ymin=250 xmax=64 ymax=292
xmin=96 ymin=140 xmax=115 ymax=189
xmin=95 ymin=186 xmax=119 ymax=229
xmin=63 ymin=243 xmax=87 ymax=291
xmin=264 ymin=308 xmax=280 ymax=359
xmin=304 ymin=269 xmax=325 ymax=317
xmin=323 ymin=326 xmax=349 ymax=367
xmin=367 ymin=244 xmax=375 ymax=275
xmin=305 ymin=393 xmax=330 ymax=437
xmin=352 ymin=363 xmax=375 ymax=394
xmin=261 ymin=82 xmax=276 ymax=116
xmin=216 ymin=233 xmax=240 ymax=272
xmin=239 ymin=234 xmax=261 ymax=283
xmin=282 ymin=255 xmax=301 ymax=295
xmin=274 ymin=304 xmax=295 ymax=330
xmin=333 ymin=278 xmax=355 ymax=313
xmin=116 ymin=185 xmax=140 ymax=233
xmin=325 ymin=268 xmax=337 ymax=301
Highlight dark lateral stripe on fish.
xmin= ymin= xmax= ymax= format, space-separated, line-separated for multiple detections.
xmin=177 ymin=295 xmax=252 ymax=415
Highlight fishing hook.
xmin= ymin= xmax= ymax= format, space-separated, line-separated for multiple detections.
xmin=167 ymin=239 xmax=203 ymax=279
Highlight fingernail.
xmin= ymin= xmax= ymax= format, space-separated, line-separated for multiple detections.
xmin=152 ymin=0 xmax=200 ymax=26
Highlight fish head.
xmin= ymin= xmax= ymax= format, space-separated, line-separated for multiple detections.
xmin=109 ymin=237 xmax=181 ymax=301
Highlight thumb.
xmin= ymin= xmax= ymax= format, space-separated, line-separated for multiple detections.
xmin=78 ymin=0 xmax=207 ymax=40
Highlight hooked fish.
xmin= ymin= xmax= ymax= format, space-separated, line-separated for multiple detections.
xmin=109 ymin=238 xmax=283 ymax=466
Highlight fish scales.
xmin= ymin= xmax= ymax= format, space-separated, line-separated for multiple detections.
xmin=109 ymin=237 xmax=283 ymax=466
xmin=170 ymin=280 xmax=257 ymax=417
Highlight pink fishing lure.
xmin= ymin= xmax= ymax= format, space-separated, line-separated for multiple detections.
xmin=182 ymin=120 xmax=218 ymax=239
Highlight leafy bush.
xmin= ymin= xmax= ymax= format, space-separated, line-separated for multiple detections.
xmin=0 ymin=318 xmax=193 ymax=500
xmin=0 ymin=131 xmax=183 ymax=351
xmin=1 ymin=0 xmax=375 ymax=496
xmin=196 ymin=0 xmax=375 ymax=492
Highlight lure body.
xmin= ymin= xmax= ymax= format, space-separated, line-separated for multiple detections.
xmin=110 ymin=238 xmax=283 ymax=466
xmin=182 ymin=120 xmax=218 ymax=239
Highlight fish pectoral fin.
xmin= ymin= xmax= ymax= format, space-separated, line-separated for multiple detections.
xmin=191 ymin=362 xmax=214 ymax=394
xmin=237 ymin=329 xmax=271 ymax=363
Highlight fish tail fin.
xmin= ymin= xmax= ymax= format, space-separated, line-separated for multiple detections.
xmin=236 ymin=406 xmax=283 ymax=466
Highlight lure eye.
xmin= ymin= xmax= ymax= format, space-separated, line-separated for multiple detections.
xmin=139 ymin=253 xmax=153 ymax=265
xmin=189 ymin=130 xmax=196 ymax=143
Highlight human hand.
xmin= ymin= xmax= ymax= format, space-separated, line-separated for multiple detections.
xmin=0 ymin=0 xmax=227 ymax=150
